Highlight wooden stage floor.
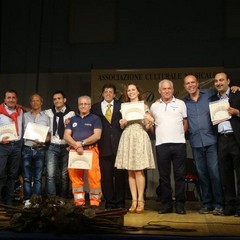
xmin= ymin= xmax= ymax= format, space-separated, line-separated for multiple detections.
xmin=123 ymin=200 xmax=240 ymax=238
xmin=0 ymin=199 xmax=240 ymax=239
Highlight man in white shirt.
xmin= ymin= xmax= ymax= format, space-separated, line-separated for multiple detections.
xmin=151 ymin=80 xmax=188 ymax=214
xmin=44 ymin=91 xmax=75 ymax=199
xmin=0 ymin=89 xmax=23 ymax=205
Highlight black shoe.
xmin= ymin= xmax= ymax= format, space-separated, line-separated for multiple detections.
xmin=224 ymin=206 xmax=236 ymax=216
xmin=176 ymin=207 xmax=186 ymax=214
xmin=90 ymin=205 xmax=99 ymax=211
xmin=114 ymin=204 xmax=125 ymax=210
xmin=175 ymin=202 xmax=186 ymax=214
xmin=158 ymin=204 xmax=173 ymax=214
xmin=234 ymin=210 xmax=240 ymax=217
xmin=175 ymin=201 xmax=186 ymax=214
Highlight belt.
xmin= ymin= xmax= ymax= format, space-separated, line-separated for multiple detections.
xmin=2 ymin=140 xmax=21 ymax=146
xmin=50 ymin=143 xmax=68 ymax=148
xmin=83 ymin=144 xmax=97 ymax=150
xmin=24 ymin=145 xmax=47 ymax=150
xmin=6 ymin=140 xmax=21 ymax=144
xmin=219 ymin=132 xmax=234 ymax=137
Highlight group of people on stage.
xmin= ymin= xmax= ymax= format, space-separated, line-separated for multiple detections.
xmin=0 ymin=71 xmax=240 ymax=217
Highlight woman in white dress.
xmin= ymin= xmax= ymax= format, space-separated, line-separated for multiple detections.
xmin=115 ymin=83 xmax=155 ymax=213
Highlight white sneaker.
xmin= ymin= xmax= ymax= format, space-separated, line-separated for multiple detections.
xmin=32 ymin=203 xmax=39 ymax=208
xmin=23 ymin=199 xmax=31 ymax=209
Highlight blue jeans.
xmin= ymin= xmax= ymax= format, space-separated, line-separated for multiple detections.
xmin=46 ymin=144 xmax=69 ymax=198
xmin=0 ymin=141 xmax=21 ymax=204
xmin=22 ymin=146 xmax=46 ymax=200
xmin=192 ymin=144 xmax=223 ymax=208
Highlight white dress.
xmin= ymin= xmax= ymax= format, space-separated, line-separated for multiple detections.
xmin=115 ymin=119 xmax=155 ymax=170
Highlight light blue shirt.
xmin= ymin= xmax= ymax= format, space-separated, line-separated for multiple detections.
xmin=23 ymin=111 xmax=50 ymax=147
xmin=217 ymin=87 xmax=233 ymax=133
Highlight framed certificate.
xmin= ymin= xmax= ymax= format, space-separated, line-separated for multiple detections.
xmin=0 ymin=123 xmax=18 ymax=141
xmin=121 ymin=101 xmax=145 ymax=121
xmin=23 ymin=122 xmax=49 ymax=142
xmin=68 ymin=150 xmax=93 ymax=169
xmin=209 ymin=99 xmax=232 ymax=125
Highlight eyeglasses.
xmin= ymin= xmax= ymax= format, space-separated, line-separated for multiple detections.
xmin=79 ymin=103 xmax=90 ymax=106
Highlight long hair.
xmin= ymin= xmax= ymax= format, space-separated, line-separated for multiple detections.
xmin=123 ymin=83 xmax=145 ymax=102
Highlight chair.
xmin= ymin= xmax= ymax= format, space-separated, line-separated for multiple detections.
xmin=185 ymin=158 xmax=202 ymax=201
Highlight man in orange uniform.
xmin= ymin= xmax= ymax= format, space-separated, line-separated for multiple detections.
xmin=64 ymin=95 xmax=102 ymax=208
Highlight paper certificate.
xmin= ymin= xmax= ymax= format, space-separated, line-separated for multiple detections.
xmin=0 ymin=123 xmax=18 ymax=141
xmin=121 ymin=101 xmax=145 ymax=121
xmin=23 ymin=122 xmax=49 ymax=142
xmin=209 ymin=99 xmax=232 ymax=125
xmin=68 ymin=150 xmax=93 ymax=169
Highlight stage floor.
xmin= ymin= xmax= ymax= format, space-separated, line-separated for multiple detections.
xmin=0 ymin=199 xmax=240 ymax=239
xmin=123 ymin=200 xmax=240 ymax=238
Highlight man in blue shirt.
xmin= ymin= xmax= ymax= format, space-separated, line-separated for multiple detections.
xmin=64 ymin=95 xmax=102 ymax=209
xmin=183 ymin=74 xmax=223 ymax=214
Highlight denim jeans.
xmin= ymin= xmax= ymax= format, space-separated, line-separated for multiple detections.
xmin=46 ymin=144 xmax=69 ymax=198
xmin=22 ymin=146 xmax=46 ymax=200
xmin=0 ymin=141 xmax=21 ymax=204
xmin=192 ymin=144 xmax=223 ymax=208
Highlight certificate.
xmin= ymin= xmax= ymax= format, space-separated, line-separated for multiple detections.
xmin=68 ymin=150 xmax=93 ymax=169
xmin=23 ymin=122 xmax=49 ymax=142
xmin=209 ymin=99 xmax=232 ymax=125
xmin=0 ymin=123 xmax=18 ymax=141
xmin=121 ymin=101 xmax=145 ymax=121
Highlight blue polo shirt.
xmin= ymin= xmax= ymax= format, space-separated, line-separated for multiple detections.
xmin=66 ymin=113 xmax=102 ymax=141
xmin=184 ymin=89 xmax=217 ymax=148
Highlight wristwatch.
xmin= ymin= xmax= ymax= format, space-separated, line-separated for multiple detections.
xmin=80 ymin=140 xmax=85 ymax=147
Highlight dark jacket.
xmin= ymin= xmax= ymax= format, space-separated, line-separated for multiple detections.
xmin=211 ymin=90 xmax=240 ymax=146
xmin=91 ymin=100 xmax=123 ymax=157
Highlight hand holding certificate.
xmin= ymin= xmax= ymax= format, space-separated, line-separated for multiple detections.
xmin=0 ymin=123 xmax=18 ymax=141
xmin=68 ymin=150 xmax=93 ymax=169
xmin=209 ymin=99 xmax=232 ymax=125
xmin=23 ymin=122 xmax=49 ymax=143
xmin=121 ymin=101 xmax=145 ymax=121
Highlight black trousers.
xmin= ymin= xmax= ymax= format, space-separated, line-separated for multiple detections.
xmin=218 ymin=134 xmax=240 ymax=209
xmin=156 ymin=143 xmax=186 ymax=204
xmin=99 ymin=155 xmax=127 ymax=208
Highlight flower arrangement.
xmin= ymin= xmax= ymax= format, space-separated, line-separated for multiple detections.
xmin=0 ymin=195 xmax=127 ymax=234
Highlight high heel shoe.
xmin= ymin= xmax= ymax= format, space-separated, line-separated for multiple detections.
xmin=136 ymin=200 xmax=145 ymax=214
xmin=129 ymin=200 xmax=137 ymax=213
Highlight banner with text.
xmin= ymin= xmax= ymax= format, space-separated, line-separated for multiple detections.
xmin=91 ymin=67 xmax=224 ymax=104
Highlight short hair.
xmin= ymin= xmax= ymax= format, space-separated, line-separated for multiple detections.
xmin=158 ymin=79 xmax=174 ymax=89
xmin=29 ymin=93 xmax=43 ymax=103
xmin=52 ymin=90 xmax=66 ymax=98
xmin=4 ymin=89 xmax=18 ymax=99
xmin=101 ymin=83 xmax=116 ymax=94
xmin=78 ymin=95 xmax=91 ymax=104
xmin=215 ymin=72 xmax=229 ymax=79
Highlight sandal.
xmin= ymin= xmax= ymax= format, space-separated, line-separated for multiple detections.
xmin=136 ymin=200 xmax=145 ymax=214
xmin=129 ymin=200 xmax=137 ymax=213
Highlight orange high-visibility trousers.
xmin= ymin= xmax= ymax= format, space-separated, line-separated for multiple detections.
xmin=68 ymin=146 xmax=101 ymax=206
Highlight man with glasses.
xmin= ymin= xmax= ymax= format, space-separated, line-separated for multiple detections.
xmin=64 ymin=96 xmax=102 ymax=209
